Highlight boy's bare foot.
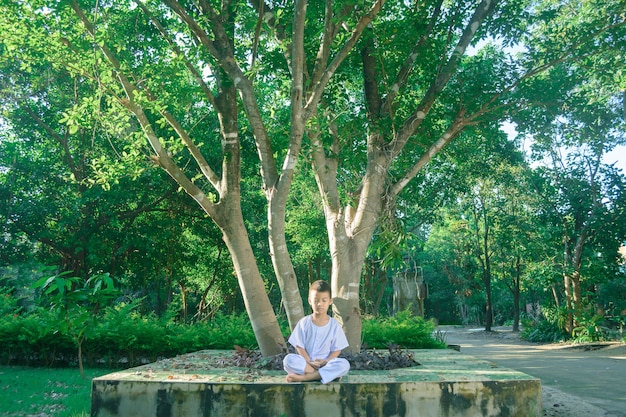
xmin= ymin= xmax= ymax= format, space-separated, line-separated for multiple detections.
xmin=285 ymin=374 xmax=301 ymax=383
xmin=285 ymin=371 xmax=321 ymax=383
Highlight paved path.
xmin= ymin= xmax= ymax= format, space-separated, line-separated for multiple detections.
xmin=439 ymin=326 xmax=626 ymax=417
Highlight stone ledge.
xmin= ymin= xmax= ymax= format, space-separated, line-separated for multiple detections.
xmin=91 ymin=349 xmax=542 ymax=417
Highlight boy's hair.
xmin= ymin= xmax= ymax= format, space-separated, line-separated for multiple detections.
xmin=309 ymin=280 xmax=331 ymax=297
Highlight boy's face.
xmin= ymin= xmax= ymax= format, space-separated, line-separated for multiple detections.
xmin=308 ymin=289 xmax=332 ymax=315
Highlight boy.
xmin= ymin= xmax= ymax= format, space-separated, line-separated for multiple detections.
xmin=283 ymin=280 xmax=350 ymax=383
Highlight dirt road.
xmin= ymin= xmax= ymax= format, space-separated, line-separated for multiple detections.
xmin=439 ymin=326 xmax=626 ymax=417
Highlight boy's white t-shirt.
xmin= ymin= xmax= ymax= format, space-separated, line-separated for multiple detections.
xmin=288 ymin=315 xmax=349 ymax=361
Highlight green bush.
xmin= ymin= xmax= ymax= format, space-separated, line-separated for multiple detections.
xmin=202 ymin=312 xmax=258 ymax=349
xmin=165 ymin=321 xmax=204 ymax=355
xmin=164 ymin=313 xmax=258 ymax=355
xmin=521 ymin=304 xmax=570 ymax=343
xmin=0 ymin=308 xmax=74 ymax=366
xmin=87 ymin=307 xmax=258 ymax=365
xmin=0 ymin=290 xmax=19 ymax=315
xmin=1 ymin=287 xmax=444 ymax=367
xmin=22 ymin=311 xmax=74 ymax=365
xmin=92 ymin=302 xmax=169 ymax=365
xmin=362 ymin=310 xmax=446 ymax=349
xmin=573 ymin=313 xmax=610 ymax=343
xmin=0 ymin=312 xmax=22 ymax=363
xmin=521 ymin=318 xmax=569 ymax=343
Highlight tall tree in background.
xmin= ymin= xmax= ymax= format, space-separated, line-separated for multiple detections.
xmin=512 ymin=2 xmax=626 ymax=332
xmin=423 ymin=207 xmax=484 ymax=324
xmin=489 ymin=165 xmax=541 ymax=332
xmin=421 ymin=126 xmax=531 ymax=330
xmin=525 ymin=123 xmax=626 ymax=333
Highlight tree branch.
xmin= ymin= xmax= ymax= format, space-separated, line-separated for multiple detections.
xmin=69 ymin=0 xmax=218 ymax=215
xmin=23 ymin=106 xmax=83 ymax=183
xmin=392 ymin=0 xmax=499 ymax=151
xmin=303 ymin=0 xmax=385 ymax=120
xmin=380 ymin=0 xmax=443 ymax=116
xmin=136 ymin=0 xmax=218 ymax=109
xmin=167 ymin=0 xmax=280 ymax=188
xmin=390 ymin=113 xmax=468 ymax=199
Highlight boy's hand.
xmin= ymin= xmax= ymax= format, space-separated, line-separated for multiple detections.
xmin=308 ymin=359 xmax=327 ymax=369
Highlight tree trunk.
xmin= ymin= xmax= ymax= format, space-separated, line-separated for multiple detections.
xmin=484 ymin=270 xmax=493 ymax=331
xmin=328 ymin=223 xmax=368 ymax=353
xmin=268 ymin=193 xmax=305 ymax=329
xmin=551 ymin=285 xmax=560 ymax=307
xmin=321 ymin=149 xmax=388 ymax=352
xmin=512 ymin=256 xmax=521 ymax=332
xmin=195 ymin=250 xmax=220 ymax=321
xmin=571 ymin=271 xmax=583 ymax=327
xmin=373 ymin=274 xmax=387 ymax=316
xmin=570 ymin=233 xmax=586 ymax=329
xmin=363 ymin=260 xmax=387 ymax=316
xmin=564 ymin=273 xmax=574 ymax=335
xmin=261 ymin=0 xmax=308 ymax=330
xmin=220 ymin=212 xmax=285 ymax=355
xmin=307 ymin=258 xmax=314 ymax=284
xmin=178 ymin=281 xmax=188 ymax=323
xmin=564 ymin=231 xmax=586 ymax=335
xmin=78 ymin=338 xmax=85 ymax=379
xmin=474 ymin=198 xmax=493 ymax=332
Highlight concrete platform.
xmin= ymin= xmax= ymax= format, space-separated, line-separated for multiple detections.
xmin=91 ymin=349 xmax=541 ymax=417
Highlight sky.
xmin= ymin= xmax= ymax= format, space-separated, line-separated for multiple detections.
xmin=502 ymin=121 xmax=626 ymax=173
xmin=604 ymin=146 xmax=626 ymax=172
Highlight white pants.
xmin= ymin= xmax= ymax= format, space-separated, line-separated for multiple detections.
xmin=283 ymin=353 xmax=350 ymax=384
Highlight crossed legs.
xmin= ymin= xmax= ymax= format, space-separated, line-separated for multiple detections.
xmin=283 ymin=353 xmax=350 ymax=384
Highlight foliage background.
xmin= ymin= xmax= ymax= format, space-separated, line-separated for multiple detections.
xmin=0 ymin=0 xmax=625 ymax=354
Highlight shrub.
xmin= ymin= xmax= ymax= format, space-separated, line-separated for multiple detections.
xmin=0 ymin=308 xmax=73 ymax=366
xmin=521 ymin=304 xmax=570 ymax=343
xmin=165 ymin=321 xmax=204 ymax=356
xmin=0 ymin=312 xmax=23 ymax=364
xmin=573 ymin=314 xmax=609 ymax=343
xmin=1 ymin=290 xmax=444 ymax=368
xmin=0 ymin=290 xmax=19 ymax=316
xmin=92 ymin=302 xmax=167 ymax=366
xmin=362 ymin=310 xmax=446 ymax=349
xmin=200 ymin=312 xmax=258 ymax=349
xmin=521 ymin=318 xmax=568 ymax=343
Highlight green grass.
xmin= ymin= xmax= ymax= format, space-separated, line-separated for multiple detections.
xmin=0 ymin=367 xmax=118 ymax=417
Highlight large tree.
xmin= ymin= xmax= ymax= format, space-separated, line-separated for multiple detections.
xmin=1 ymin=0 xmax=389 ymax=354
xmin=419 ymin=127 xmax=533 ymax=330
